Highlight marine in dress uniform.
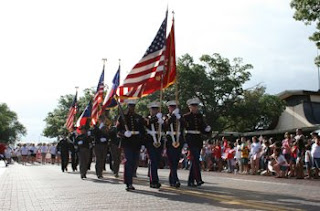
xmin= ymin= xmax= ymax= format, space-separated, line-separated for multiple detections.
xmin=57 ymin=136 xmax=71 ymax=172
xmin=145 ymin=101 xmax=164 ymax=188
xmin=164 ymin=100 xmax=184 ymax=188
xmin=117 ymin=99 xmax=146 ymax=191
xmin=75 ymin=126 xmax=92 ymax=179
xmin=93 ymin=116 xmax=109 ymax=179
xmin=68 ymin=127 xmax=79 ymax=172
xmin=183 ymin=98 xmax=211 ymax=187
xmin=109 ymin=125 xmax=121 ymax=178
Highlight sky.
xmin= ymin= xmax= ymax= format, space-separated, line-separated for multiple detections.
xmin=0 ymin=0 xmax=317 ymax=142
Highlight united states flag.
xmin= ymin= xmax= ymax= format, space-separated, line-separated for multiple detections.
xmin=91 ymin=66 xmax=104 ymax=125
xmin=118 ymin=12 xmax=167 ymax=98
xmin=65 ymin=91 xmax=77 ymax=131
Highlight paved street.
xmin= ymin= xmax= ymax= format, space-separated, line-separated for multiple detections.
xmin=0 ymin=162 xmax=319 ymax=211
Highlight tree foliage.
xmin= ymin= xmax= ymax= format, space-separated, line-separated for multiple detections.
xmin=291 ymin=0 xmax=320 ymax=65
xmin=43 ymin=88 xmax=95 ymax=138
xmin=43 ymin=53 xmax=286 ymax=137
xmin=0 ymin=103 xmax=26 ymax=144
xmin=136 ymin=53 xmax=285 ymax=133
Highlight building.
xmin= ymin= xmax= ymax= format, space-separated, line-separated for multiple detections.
xmin=243 ymin=90 xmax=320 ymax=137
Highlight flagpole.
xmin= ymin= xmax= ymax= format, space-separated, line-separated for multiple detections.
xmin=317 ymin=49 xmax=320 ymax=91
xmin=118 ymin=58 xmax=121 ymax=124
xmin=155 ymin=10 xmax=168 ymax=148
xmin=74 ymin=86 xmax=79 ymax=127
xmin=102 ymin=58 xmax=107 ymax=65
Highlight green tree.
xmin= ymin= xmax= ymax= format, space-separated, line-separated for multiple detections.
xmin=136 ymin=53 xmax=285 ymax=133
xmin=228 ymin=86 xmax=286 ymax=132
xmin=291 ymin=0 xmax=320 ymax=65
xmin=0 ymin=103 xmax=26 ymax=144
xmin=43 ymin=88 xmax=95 ymax=138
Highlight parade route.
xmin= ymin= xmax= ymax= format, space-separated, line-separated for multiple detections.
xmin=0 ymin=163 xmax=319 ymax=211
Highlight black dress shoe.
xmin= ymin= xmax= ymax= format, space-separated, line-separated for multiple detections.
xmin=150 ymin=183 xmax=161 ymax=188
xmin=197 ymin=181 xmax=204 ymax=186
xmin=188 ymin=183 xmax=197 ymax=187
xmin=175 ymin=182 xmax=181 ymax=188
xmin=98 ymin=176 xmax=103 ymax=179
xmin=126 ymin=185 xmax=135 ymax=191
xmin=155 ymin=183 xmax=161 ymax=188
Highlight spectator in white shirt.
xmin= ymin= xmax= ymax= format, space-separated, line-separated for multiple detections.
xmin=20 ymin=144 xmax=29 ymax=165
xmin=40 ymin=143 xmax=48 ymax=164
xmin=250 ymin=136 xmax=262 ymax=175
xmin=272 ymin=148 xmax=288 ymax=178
xmin=49 ymin=144 xmax=57 ymax=165
xmin=29 ymin=144 xmax=38 ymax=164
xmin=311 ymin=133 xmax=320 ymax=179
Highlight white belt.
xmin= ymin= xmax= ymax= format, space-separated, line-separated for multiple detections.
xmin=166 ymin=131 xmax=179 ymax=135
xmin=130 ymin=131 xmax=140 ymax=135
xmin=147 ymin=130 xmax=164 ymax=135
xmin=185 ymin=130 xmax=201 ymax=134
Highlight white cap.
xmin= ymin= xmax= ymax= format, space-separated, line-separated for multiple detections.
xmin=125 ymin=99 xmax=137 ymax=105
xmin=147 ymin=101 xmax=160 ymax=108
xmin=187 ymin=98 xmax=201 ymax=106
xmin=166 ymin=100 xmax=178 ymax=106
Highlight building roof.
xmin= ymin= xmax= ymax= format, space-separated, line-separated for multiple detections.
xmin=277 ymin=90 xmax=320 ymax=100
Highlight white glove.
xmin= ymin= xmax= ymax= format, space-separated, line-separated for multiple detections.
xmin=156 ymin=112 xmax=163 ymax=119
xmin=158 ymin=118 xmax=164 ymax=124
xmin=175 ymin=113 xmax=181 ymax=120
xmin=99 ymin=123 xmax=104 ymax=129
xmin=172 ymin=108 xmax=180 ymax=115
xmin=124 ymin=131 xmax=132 ymax=138
xmin=205 ymin=126 xmax=211 ymax=132
xmin=87 ymin=131 xmax=91 ymax=136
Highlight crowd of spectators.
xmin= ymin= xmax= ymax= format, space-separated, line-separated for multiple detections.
xmin=1 ymin=128 xmax=320 ymax=180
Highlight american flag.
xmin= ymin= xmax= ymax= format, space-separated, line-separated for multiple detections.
xmin=118 ymin=12 xmax=167 ymax=98
xmin=91 ymin=66 xmax=105 ymax=125
xmin=65 ymin=91 xmax=77 ymax=131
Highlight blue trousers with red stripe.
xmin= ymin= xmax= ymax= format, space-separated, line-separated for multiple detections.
xmin=188 ymin=147 xmax=202 ymax=184
xmin=147 ymin=144 xmax=162 ymax=184
xmin=123 ymin=147 xmax=140 ymax=186
xmin=167 ymin=146 xmax=180 ymax=185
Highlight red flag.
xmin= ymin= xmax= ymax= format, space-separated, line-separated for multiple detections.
xmin=141 ymin=18 xmax=176 ymax=96
xmin=65 ymin=92 xmax=77 ymax=131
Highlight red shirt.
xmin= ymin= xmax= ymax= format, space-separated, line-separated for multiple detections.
xmin=214 ymin=145 xmax=222 ymax=158
xmin=225 ymin=147 xmax=235 ymax=159
xmin=0 ymin=143 xmax=6 ymax=154
xmin=291 ymin=146 xmax=298 ymax=159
